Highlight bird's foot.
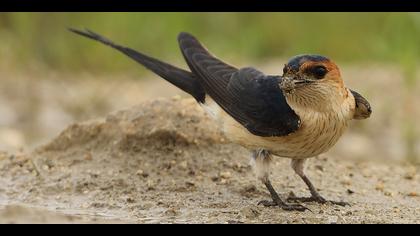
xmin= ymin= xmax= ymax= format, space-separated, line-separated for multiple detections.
xmin=287 ymin=193 xmax=350 ymax=207
xmin=257 ymin=199 xmax=309 ymax=212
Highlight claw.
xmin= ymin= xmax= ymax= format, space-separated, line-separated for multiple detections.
xmin=287 ymin=196 xmax=350 ymax=207
xmin=257 ymin=200 xmax=277 ymax=207
xmin=257 ymin=200 xmax=310 ymax=212
xmin=328 ymin=201 xmax=351 ymax=207
xmin=281 ymin=204 xmax=310 ymax=212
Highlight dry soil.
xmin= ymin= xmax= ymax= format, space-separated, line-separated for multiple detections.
xmin=0 ymin=98 xmax=419 ymax=223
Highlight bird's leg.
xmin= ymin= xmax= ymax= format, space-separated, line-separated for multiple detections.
xmin=252 ymin=149 xmax=308 ymax=211
xmin=288 ymin=159 xmax=349 ymax=206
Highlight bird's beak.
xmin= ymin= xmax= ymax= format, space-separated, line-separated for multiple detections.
xmin=279 ymin=75 xmax=315 ymax=92
xmin=291 ymin=75 xmax=316 ymax=86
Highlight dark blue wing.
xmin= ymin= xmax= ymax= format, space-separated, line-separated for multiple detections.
xmin=227 ymin=68 xmax=300 ymax=136
xmin=178 ymin=32 xmax=300 ymax=137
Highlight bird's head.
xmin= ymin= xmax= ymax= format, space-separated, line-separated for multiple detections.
xmin=280 ymin=54 xmax=347 ymax=110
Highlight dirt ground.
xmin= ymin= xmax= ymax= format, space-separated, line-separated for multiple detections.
xmin=0 ymin=98 xmax=419 ymax=224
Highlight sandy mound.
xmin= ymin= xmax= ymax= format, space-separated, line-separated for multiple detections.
xmin=0 ymin=98 xmax=419 ymax=223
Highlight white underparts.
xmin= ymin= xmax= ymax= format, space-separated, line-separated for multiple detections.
xmin=199 ymin=96 xmax=219 ymax=119
xmin=250 ymin=149 xmax=272 ymax=183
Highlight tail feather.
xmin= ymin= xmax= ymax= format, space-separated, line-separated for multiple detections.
xmin=69 ymin=28 xmax=205 ymax=103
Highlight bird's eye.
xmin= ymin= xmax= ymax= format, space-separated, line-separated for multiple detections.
xmin=311 ymin=66 xmax=328 ymax=78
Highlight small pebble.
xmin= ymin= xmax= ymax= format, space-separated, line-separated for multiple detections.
xmin=220 ymin=171 xmax=232 ymax=179
xmin=211 ymin=176 xmax=219 ymax=182
xmin=84 ymin=152 xmax=93 ymax=161
xmin=375 ymin=182 xmax=384 ymax=191
xmin=243 ymin=184 xmax=257 ymax=193
xmin=220 ymin=179 xmax=228 ymax=185
xmin=404 ymin=166 xmax=416 ymax=180
xmin=240 ymin=206 xmax=260 ymax=219
xmin=185 ymin=181 xmax=195 ymax=187
xmin=179 ymin=161 xmax=188 ymax=170
xmin=126 ymin=197 xmax=136 ymax=203
xmin=165 ymin=208 xmax=178 ymax=216
xmin=288 ymin=191 xmax=297 ymax=198
xmin=384 ymin=191 xmax=393 ymax=197
xmin=341 ymin=177 xmax=352 ymax=186
xmin=407 ymin=192 xmax=418 ymax=197
xmin=404 ymin=173 xmax=415 ymax=180
xmin=136 ymin=169 xmax=149 ymax=178
xmin=315 ymin=165 xmax=324 ymax=172
xmin=146 ymin=180 xmax=155 ymax=190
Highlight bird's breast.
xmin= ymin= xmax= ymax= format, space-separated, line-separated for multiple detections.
xmin=270 ymin=106 xmax=351 ymax=158
xmin=202 ymin=94 xmax=355 ymax=159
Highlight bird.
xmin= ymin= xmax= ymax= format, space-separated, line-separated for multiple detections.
xmin=69 ymin=28 xmax=372 ymax=211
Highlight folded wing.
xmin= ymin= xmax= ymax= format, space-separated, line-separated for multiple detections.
xmin=178 ymin=32 xmax=300 ymax=137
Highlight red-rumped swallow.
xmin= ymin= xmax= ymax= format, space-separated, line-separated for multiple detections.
xmin=70 ymin=29 xmax=372 ymax=211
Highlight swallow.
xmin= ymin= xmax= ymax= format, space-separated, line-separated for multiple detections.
xmin=69 ymin=29 xmax=372 ymax=211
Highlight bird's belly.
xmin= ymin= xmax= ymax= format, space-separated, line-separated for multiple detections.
xmin=201 ymin=98 xmax=350 ymax=159
xmin=227 ymin=119 xmax=348 ymax=159
xmin=269 ymin=119 xmax=348 ymax=158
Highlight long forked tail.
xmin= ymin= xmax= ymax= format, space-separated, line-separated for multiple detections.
xmin=68 ymin=28 xmax=205 ymax=103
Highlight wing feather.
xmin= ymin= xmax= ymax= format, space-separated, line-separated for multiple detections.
xmin=178 ymin=32 xmax=300 ymax=137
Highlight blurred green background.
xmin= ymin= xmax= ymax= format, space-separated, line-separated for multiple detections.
xmin=0 ymin=12 xmax=419 ymax=74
